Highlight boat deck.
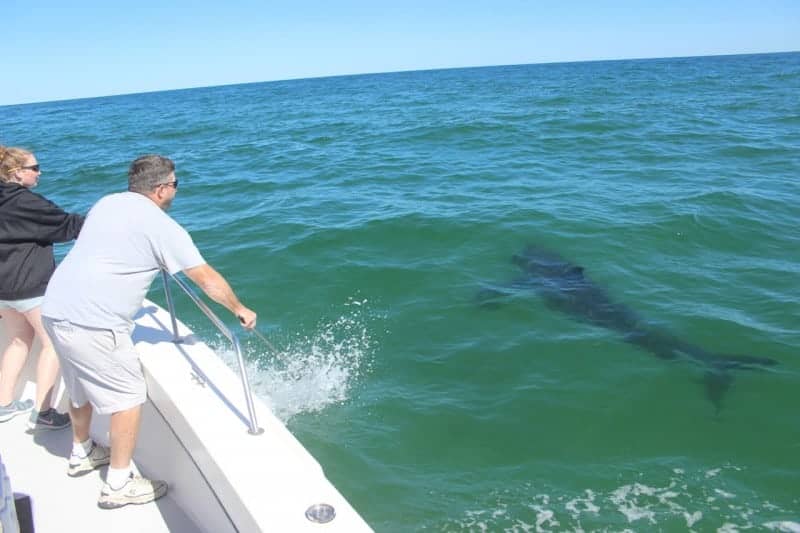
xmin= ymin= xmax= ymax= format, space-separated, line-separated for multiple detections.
xmin=0 ymin=414 xmax=197 ymax=533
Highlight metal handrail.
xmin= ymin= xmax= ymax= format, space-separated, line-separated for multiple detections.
xmin=160 ymin=270 xmax=263 ymax=435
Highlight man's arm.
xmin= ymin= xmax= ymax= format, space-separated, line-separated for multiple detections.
xmin=183 ymin=263 xmax=257 ymax=329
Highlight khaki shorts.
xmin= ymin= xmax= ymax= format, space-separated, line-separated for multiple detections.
xmin=42 ymin=317 xmax=146 ymax=414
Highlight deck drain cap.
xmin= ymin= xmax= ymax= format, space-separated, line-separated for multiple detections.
xmin=305 ymin=503 xmax=336 ymax=523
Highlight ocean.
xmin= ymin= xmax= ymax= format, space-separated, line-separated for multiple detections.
xmin=2 ymin=52 xmax=798 ymax=531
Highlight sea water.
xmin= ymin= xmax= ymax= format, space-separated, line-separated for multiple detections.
xmin=2 ymin=52 xmax=798 ymax=531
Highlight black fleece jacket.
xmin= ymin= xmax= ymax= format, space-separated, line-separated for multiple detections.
xmin=0 ymin=182 xmax=84 ymax=300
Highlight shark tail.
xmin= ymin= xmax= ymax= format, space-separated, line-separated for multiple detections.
xmin=703 ymin=354 xmax=778 ymax=414
xmin=702 ymin=354 xmax=777 ymax=413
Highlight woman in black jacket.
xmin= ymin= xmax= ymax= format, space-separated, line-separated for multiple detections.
xmin=0 ymin=145 xmax=84 ymax=430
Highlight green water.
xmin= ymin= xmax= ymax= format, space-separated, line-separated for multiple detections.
xmin=2 ymin=52 xmax=799 ymax=531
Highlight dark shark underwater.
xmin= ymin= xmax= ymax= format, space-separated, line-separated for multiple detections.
xmin=479 ymin=245 xmax=778 ymax=412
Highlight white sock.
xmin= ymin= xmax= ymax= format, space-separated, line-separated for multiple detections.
xmin=71 ymin=438 xmax=93 ymax=458
xmin=106 ymin=466 xmax=132 ymax=490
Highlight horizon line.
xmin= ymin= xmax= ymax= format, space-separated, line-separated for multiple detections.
xmin=3 ymin=49 xmax=798 ymax=108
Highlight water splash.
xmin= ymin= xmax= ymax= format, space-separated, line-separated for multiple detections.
xmin=237 ymin=296 xmax=377 ymax=421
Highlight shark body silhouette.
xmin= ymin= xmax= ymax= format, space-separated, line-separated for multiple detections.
xmin=480 ymin=245 xmax=777 ymax=411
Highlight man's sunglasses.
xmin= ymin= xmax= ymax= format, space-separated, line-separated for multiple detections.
xmin=161 ymin=180 xmax=178 ymax=189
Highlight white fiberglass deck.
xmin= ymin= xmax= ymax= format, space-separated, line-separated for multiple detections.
xmin=0 ymin=411 xmax=197 ymax=532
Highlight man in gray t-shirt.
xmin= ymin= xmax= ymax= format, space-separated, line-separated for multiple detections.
xmin=42 ymin=154 xmax=257 ymax=510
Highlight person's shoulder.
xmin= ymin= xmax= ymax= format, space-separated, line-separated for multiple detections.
xmin=10 ymin=185 xmax=56 ymax=209
xmin=94 ymin=191 xmax=152 ymax=211
xmin=98 ymin=191 xmax=139 ymax=203
xmin=120 ymin=193 xmax=185 ymax=230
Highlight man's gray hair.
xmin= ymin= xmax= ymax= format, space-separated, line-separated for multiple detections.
xmin=128 ymin=154 xmax=175 ymax=193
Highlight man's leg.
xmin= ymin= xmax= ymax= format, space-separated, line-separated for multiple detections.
xmin=70 ymin=402 xmax=93 ymax=443
xmin=48 ymin=323 xmax=166 ymax=508
xmin=40 ymin=317 xmax=110 ymax=477
xmin=109 ymin=404 xmax=142 ymax=469
xmin=66 ymin=401 xmax=112 ymax=478
xmin=99 ymin=403 xmax=167 ymax=509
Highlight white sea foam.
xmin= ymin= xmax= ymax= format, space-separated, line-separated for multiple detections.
xmin=446 ymin=466 xmax=794 ymax=532
xmin=684 ymin=510 xmax=703 ymax=528
xmin=533 ymin=508 xmax=559 ymax=532
xmin=212 ymin=296 xmax=376 ymax=421
xmin=460 ymin=509 xmax=491 ymax=532
xmin=763 ymin=521 xmax=800 ymax=532
xmin=610 ymin=483 xmax=657 ymax=524
xmin=565 ymin=489 xmax=600 ymax=518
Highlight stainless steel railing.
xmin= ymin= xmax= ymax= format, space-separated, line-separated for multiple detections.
xmin=161 ymin=270 xmax=263 ymax=435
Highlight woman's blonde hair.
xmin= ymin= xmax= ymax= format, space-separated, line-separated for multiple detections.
xmin=0 ymin=145 xmax=33 ymax=183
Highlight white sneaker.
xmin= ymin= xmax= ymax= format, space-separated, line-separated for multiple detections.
xmin=67 ymin=442 xmax=111 ymax=477
xmin=98 ymin=473 xmax=168 ymax=509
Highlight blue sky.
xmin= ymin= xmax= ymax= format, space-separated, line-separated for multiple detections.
xmin=4 ymin=0 xmax=799 ymax=106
